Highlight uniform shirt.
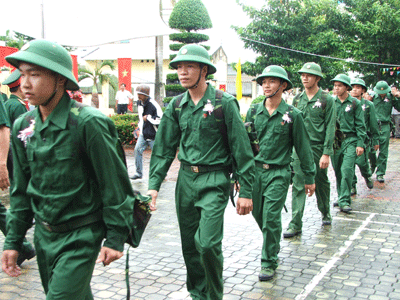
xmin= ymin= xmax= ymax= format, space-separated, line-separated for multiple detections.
xmin=4 ymin=94 xmax=134 ymax=252
xmin=293 ymin=88 xmax=336 ymax=156
xmin=0 ymin=99 xmax=10 ymax=127
xmin=360 ymin=98 xmax=379 ymax=146
xmin=4 ymin=94 xmax=27 ymax=129
xmin=148 ymin=84 xmax=254 ymax=199
xmin=115 ymin=90 xmax=133 ymax=105
xmin=245 ymin=99 xmax=316 ymax=185
xmin=372 ymin=93 xmax=400 ymax=123
xmin=334 ymin=95 xmax=366 ymax=148
xmin=0 ymin=92 xmax=8 ymax=103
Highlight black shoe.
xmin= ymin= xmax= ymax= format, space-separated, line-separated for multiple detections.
xmin=340 ymin=205 xmax=352 ymax=213
xmin=259 ymin=267 xmax=275 ymax=281
xmin=376 ymin=175 xmax=384 ymax=183
xmin=130 ymin=174 xmax=142 ymax=180
xmin=365 ymin=177 xmax=374 ymax=189
xmin=322 ymin=220 xmax=332 ymax=225
xmin=333 ymin=202 xmax=339 ymax=207
xmin=17 ymin=248 xmax=36 ymax=266
xmin=350 ymin=187 xmax=357 ymax=196
xmin=283 ymin=228 xmax=302 ymax=238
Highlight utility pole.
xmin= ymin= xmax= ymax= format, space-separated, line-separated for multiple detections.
xmin=155 ymin=36 xmax=164 ymax=107
xmin=41 ymin=0 xmax=45 ymax=38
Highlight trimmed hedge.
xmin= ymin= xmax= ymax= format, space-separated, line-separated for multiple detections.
xmin=169 ymin=32 xmax=209 ymax=44
xmin=167 ymin=73 xmax=179 ymax=81
xmin=252 ymin=95 xmax=266 ymax=104
xmin=168 ymin=0 xmax=212 ymax=31
xmin=110 ymin=114 xmax=139 ymax=146
xmin=165 ymin=84 xmax=187 ymax=93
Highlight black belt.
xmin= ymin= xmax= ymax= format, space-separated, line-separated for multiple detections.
xmin=36 ymin=210 xmax=103 ymax=233
xmin=181 ymin=163 xmax=229 ymax=173
xmin=255 ymin=161 xmax=287 ymax=170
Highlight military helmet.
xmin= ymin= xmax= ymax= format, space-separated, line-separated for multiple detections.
xmin=136 ymin=85 xmax=150 ymax=97
xmin=5 ymin=40 xmax=79 ymax=91
xmin=298 ymin=62 xmax=324 ymax=78
xmin=256 ymin=65 xmax=293 ymax=91
xmin=350 ymin=78 xmax=367 ymax=90
xmin=331 ymin=74 xmax=352 ymax=90
xmin=169 ymin=44 xmax=216 ymax=75
xmin=373 ymin=80 xmax=391 ymax=95
xmin=2 ymin=69 xmax=21 ymax=88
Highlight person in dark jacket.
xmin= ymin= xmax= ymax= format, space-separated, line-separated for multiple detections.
xmin=130 ymin=85 xmax=163 ymax=180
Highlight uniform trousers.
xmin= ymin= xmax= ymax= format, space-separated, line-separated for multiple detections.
xmin=332 ymin=139 xmax=357 ymax=207
xmin=252 ymin=165 xmax=291 ymax=270
xmin=288 ymin=145 xmax=331 ymax=231
xmin=376 ymin=123 xmax=391 ymax=177
xmin=175 ymin=167 xmax=230 ymax=300
xmin=352 ymin=140 xmax=372 ymax=188
xmin=35 ymin=221 xmax=104 ymax=300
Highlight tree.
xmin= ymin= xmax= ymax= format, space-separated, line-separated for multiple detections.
xmin=234 ymin=0 xmax=400 ymax=89
xmin=0 ymin=30 xmax=35 ymax=49
xmin=78 ymin=60 xmax=118 ymax=108
xmin=164 ymin=0 xmax=213 ymax=104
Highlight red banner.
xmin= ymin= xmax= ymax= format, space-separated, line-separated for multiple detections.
xmin=118 ymin=58 xmax=132 ymax=111
xmin=0 ymin=46 xmax=19 ymax=72
xmin=71 ymin=54 xmax=78 ymax=81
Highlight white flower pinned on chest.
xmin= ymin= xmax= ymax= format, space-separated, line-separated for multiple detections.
xmin=17 ymin=119 xmax=35 ymax=146
xmin=203 ymin=99 xmax=214 ymax=118
xmin=313 ymin=100 xmax=322 ymax=109
xmin=362 ymin=104 xmax=366 ymax=111
xmin=384 ymin=97 xmax=390 ymax=103
xmin=281 ymin=111 xmax=292 ymax=125
xmin=345 ymin=104 xmax=352 ymax=112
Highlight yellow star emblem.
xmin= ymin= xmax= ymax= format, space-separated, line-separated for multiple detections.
xmin=122 ymin=70 xmax=128 ymax=77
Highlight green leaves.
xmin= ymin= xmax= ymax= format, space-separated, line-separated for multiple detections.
xmin=169 ymin=0 xmax=212 ymax=31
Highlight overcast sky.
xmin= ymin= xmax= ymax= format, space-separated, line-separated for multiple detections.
xmin=0 ymin=0 xmax=264 ymax=63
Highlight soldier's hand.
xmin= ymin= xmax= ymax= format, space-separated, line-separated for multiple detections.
xmin=147 ymin=190 xmax=158 ymax=211
xmin=356 ymin=147 xmax=364 ymax=156
xmin=96 ymin=247 xmax=123 ymax=266
xmin=305 ymin=184 xmax=315 ymax=197
xmin=363 ymin=92 xmax=373 ymax=101
xmin=2 ymin=250 xmax=21 ymax=277
xmin=319 ymin=154 xmax=330 ymax=169
xmin=236 ymin=198 xmax=253 ymax=215
xmin=374 ymin=145 xmax=379 ymax=151
xmin=0 ymin=164 xmax=10 ymax=191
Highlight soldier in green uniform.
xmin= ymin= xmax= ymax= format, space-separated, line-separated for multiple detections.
xmin=350 ymin=78 xmax=379 ymax=194
xmin=1 ymin=69 xmax=36 ymax=266
xmin=1 ymin=40 xmax=135 ymax=300
xmin=368 ymin=81 xmax=400 ymax=183
xmin=245 ymin=65 xmax=316 ymax=281
xmin=0 ymin=82 xmax=8 ymax=103
xmin=0 ymin=100 xmax=10 ymax=189
xmin=147 ymin=44 xmax=254 ymax=300
xmin=283 ymin=62 xmax=336 ymax=239
xmin=331 ymin=74 xmax=366 ymax=212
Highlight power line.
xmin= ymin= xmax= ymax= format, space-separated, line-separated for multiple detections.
xmin=241 ymin=37 xmax=400 ymax=68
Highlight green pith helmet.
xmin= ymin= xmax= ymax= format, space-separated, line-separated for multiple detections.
xmin=5 ymin=40 xmax=79 ymax=91
xmin=331 ymin=74 xmax=352 ymax=90
xmin=2 ymin=69 xmax=21 ymax=87
xmin=350 ymin=78 xmax=367 ymax=90
xmin=256 ymin=65 xmax=293 ymax=91
xmin=169 ymin=44 xmax=216 ymax=75
xmin=373 ymin=80 xmax=391 ymax=95
xmin=298 ymin=62 xmax=324 ymax=78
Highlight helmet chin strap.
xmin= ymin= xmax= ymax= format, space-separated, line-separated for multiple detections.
xmin=187 ymin=67 xmax=204 ymax=90
xmin=265 ymin=82 xmax=283 ymax=99
xmin=42 ymin=79 xmax=59 ymax=107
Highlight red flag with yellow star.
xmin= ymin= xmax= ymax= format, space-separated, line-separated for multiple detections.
xmin=118 ymin=58 xmax=132 ymax=111
xmin=0 ymin=46 xmax=18 ymax=72
xmin=71 ymin=54 xmax=78 ymax=81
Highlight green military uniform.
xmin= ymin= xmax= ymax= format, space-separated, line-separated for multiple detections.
xmin=5 ymin=94 xmax=28 ymax=127
xmin=246 ymin=66 xmax=315 ymax=275
xmin=371 ymin=81 xmax=400 ymax=181
xmin=352 ymin=97 xmax=379 ymax=190
xmin=149 ymin=82 xmax=254 ymax=299
xmin=331 ymin=74 xmax=366 ymax=210
xmin=4 ymin=40 xmax=135 ymax=299
xmin=0 ymin=92 xmax=8 ymax=103
xmin=288 ymin=87 xmax=336 ymax=231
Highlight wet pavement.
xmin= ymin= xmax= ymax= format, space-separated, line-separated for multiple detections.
xmin=1 ymin=139 xmax=400 ymax=299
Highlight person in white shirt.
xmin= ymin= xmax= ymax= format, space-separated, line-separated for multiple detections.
xmin=115 ymin=83 xmax=133 ymax=114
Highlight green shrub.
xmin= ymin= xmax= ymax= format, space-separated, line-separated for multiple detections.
xmin=169 ymin=32 xmax=209 ymax=44
xmin=167 ymin=73 xmax=179 ymax=81
xmin=252 ymin=95 xmax=266 ymax=104
xmin=165 ymin=84 xmax=187 ymax=93
xmin=109 ymin=114 xmax=139 ymax=146
xmin=168 ymin=0 xmax=212 ymax=31
xmin=163 ymin=97 xmax=173 ymax=104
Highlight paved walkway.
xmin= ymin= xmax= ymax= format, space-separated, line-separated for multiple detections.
xmin=1 ymin=140 xmax=400 ymax=299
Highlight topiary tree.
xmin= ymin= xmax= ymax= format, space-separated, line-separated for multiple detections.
xmin=164 ymin=0 xmax=213 ymax=105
